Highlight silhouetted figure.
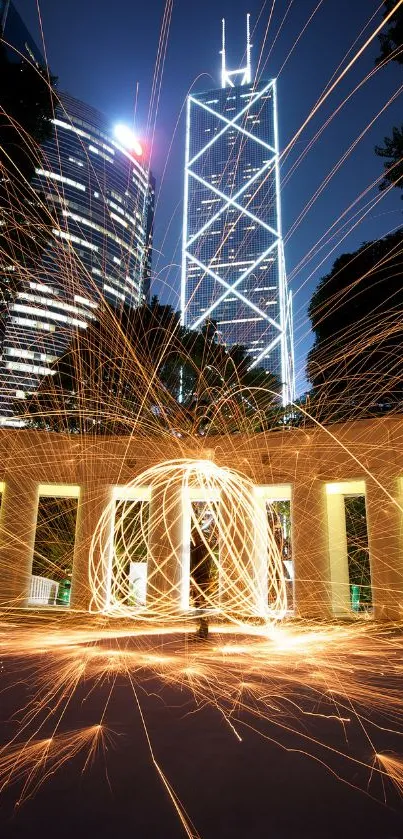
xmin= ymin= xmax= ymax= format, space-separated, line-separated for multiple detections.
xmin=197 ymin=616 xmax=209 ymax=639
xmin=190 ymin=527 xmax=212 ymax=639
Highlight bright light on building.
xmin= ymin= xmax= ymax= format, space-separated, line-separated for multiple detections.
xmin=180 ymin=16 xmax=295 ymax=406
xmin=114 ymin=124 xmax=143 ymax=156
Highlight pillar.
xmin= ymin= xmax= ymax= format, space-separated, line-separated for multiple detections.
xmin=326 ymin=493 xmax=351 ymax=615
xmin=291 ymin=477 xmax=331 ymax=619
xmin=70 ymin=482 xmax=113 ymax=612
xmin=0 ymin=477 xmax=38 ymax=607
xmin=252 ymin=495 xmax=270 ymax=618
xmin=365 ymin=476 xmax=403 ymax=621
xmin=219 ymin=488 xmax=265 ymax=618
xmin=147 ymin=480 xmax=184 ymax=616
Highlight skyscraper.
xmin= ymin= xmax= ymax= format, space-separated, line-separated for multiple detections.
xmin=0 ymin=90 xmax=154 ymax=423
xmin=1 ymin=0 xmax=44 ymax=65
xmin=181 ymin=16 xmax=294 ymax=404
xmin=34 ymin=93 xmax=154 ymax=309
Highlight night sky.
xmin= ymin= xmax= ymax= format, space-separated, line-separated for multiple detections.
xmin=12 ymin=0 xmax=403 ymax=394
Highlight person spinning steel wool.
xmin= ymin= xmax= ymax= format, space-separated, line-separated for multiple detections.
xmin=190 ymin=512 xmax=215 ymax=639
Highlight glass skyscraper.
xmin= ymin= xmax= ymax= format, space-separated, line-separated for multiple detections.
xmin=1 ymin=0 xmax=44 ymax=65
xmin=0 ymin=90 xmax=154 ymax=423
xmin=181 ymin=17 xmax=294 ymax=404
xmin=34 ymin=93 xmax=154 ymax=309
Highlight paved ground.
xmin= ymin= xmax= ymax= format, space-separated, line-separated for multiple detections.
xmin=1 ymin=628 xmax=403 ymax=838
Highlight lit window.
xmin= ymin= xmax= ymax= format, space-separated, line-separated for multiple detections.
xmin=53 ymin=229 xmax=98 ymax=251
xmin=110 ymin=212 xmax=128 ymax=229
xmin=103 ymin=284 xmax=125 ymax=301
xmin=5 ymin=360 xmax=54 ymax=376
xmin=68 ymin=156 xmax=84 ymax=168
xmin=10 ymin=317 xmax=56 ymax=332
xmin=35 ymin=169 xmax=85 ymax=191
xmin=12 ymin=304 xmax=87 ymax=328
xmin=88 ymin=144 xmax=114 ymax=164
xmin=74 ymin=295 xmax=98 ymax=309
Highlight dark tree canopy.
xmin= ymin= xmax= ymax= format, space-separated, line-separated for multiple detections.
xmin=307 ymin=230 xmax=403 ymax=420
xmin=374 ymin=3 xmax=403 ymax=196
xmin=376 ymin=0 xmax=403 ymax=66
xmin=375 ymin=125 xmax=403 ymax=195
xmin=18 ymin=299 xmax=281 ymax=436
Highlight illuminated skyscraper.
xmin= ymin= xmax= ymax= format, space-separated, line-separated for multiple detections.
xmin=181 ymin=16 xmax=294 ymax=404
xmin=33 ymin=93 xmax=154 ymax=311
xmin=0 ymin=88 xmax=154 ymax=423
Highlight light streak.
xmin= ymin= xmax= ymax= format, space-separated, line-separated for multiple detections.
xmin=1 ymin=620 xmax=403 ymax=812
xmin=1 ymin=2 xmax=403 ymax=833
xmin=185 ymin=247 xmax=281 ymax=331
xmin=376 ymin=753 xmax=403 ymax=795
xmin=90 ymin=458 xmax=287 ymax=621
xmin=282 ymin=0 xmax=403 ymax=159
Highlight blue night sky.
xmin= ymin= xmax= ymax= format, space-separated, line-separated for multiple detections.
xmin=13 ymin=0 xmax=403 ymax=394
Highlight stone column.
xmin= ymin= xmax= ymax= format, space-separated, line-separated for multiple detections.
xmin=147 ymin=480 xmax=184 ymax=616
xmin=291 ymin=477 xmax=331 ymax=619
xmin=252 ymin=495 xmax=270 ymax=618
xmin=219 ymin=488 xmax=265 ymax=618
xmin=0 ymin=477 xmax=38 ymax=607
xmin=71 ymin=482 xmax=113 ymax=612
xmin=326 ymin=492 xmax=351 ymax=615
xmin=365 ymin=475 xmax=403 ymax=621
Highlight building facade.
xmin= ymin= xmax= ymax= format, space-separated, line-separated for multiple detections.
xmin=1 ymin=0 xmax=44 ymax=65
xmin=0 ymin=90 xmax=154 ymax=423
xmin=0 ymin=417 xmax=402 ymax=621
xmin=181 ymin=18 xmax=294 ymax=405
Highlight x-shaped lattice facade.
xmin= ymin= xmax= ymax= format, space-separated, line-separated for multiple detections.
xmin=181 ymin=79 xmax=294 ymax=405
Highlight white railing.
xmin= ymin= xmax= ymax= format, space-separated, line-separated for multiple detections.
xmin=128 ymin=562 xmax=147 ymax=605
xmin=28 ymin=575 xmax=59 ymax=606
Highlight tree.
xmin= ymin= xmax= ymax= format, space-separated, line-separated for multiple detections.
xmin=307 ymin=230 xmax=403 ymax=420
xmin=32 ymin=496 xmax=77 ymax=582
xmin=375 ymin=125 xmax=403 ymax=195
xmin=17 ymin=300 xmax=186 ymax=434
xmin=374 ymin=3 xmax=403 ymax=195
xmin=17 ymin=299 xmax=281 ymax=436
xmin=163 ymin=313 xmax=282 ymax=434
xmin=376 ymin=0 xmax=403 ymax=66
xmin=344 ymin=496 xmax=372 ymax=609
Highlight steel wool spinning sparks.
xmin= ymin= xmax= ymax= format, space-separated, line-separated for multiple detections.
xmin=1 ymin=0 xmax=403 ymax=834
xmin=90 ymin=458 xmax=287 ymax=622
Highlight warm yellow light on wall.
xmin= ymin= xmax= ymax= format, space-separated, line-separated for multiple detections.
xmin=113 ymin=485 xmax=151 ymax=501
xmin=325 ymin=481 xmax=365 ymax=496
xmin=254 ymin=484 xmax=292 ymax=501
xmin=38 ymin=484 xmax=81 ymax=498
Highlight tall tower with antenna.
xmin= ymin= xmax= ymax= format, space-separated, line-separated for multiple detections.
xmin=181 ymin=15 xmax=294 ymax=405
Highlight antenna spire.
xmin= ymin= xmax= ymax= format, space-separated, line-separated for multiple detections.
xmin=246 ymin=13 xmax=252 ymax=84
xmin=220 ymin=14 xmax=253 ymax=88
xmin=221 ymin=18 xmax=226 ymax=89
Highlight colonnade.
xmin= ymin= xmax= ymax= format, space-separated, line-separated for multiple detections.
xmin=0 ymin=466 xmax=402 ymax=620
xmin=0 ymin=421 xmax=402 ymax=620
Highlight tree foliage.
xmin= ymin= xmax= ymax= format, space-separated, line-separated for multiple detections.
xmin=17 ymin=298 xmax=281 ymax=436
xmin=376 ymin=0 xmax=403 ymax=66
xmin=344 ymin=496 xmax=372 ymax=608
xmin=374 ymin=3 xmax=403 ymax=196
xmin=32 ymin=496 xmax=77 ymax=581
xmin=375 ymin=125 xmax=403 ymax=195
xmin=306 ymin=230 xmax=403 ymax=420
